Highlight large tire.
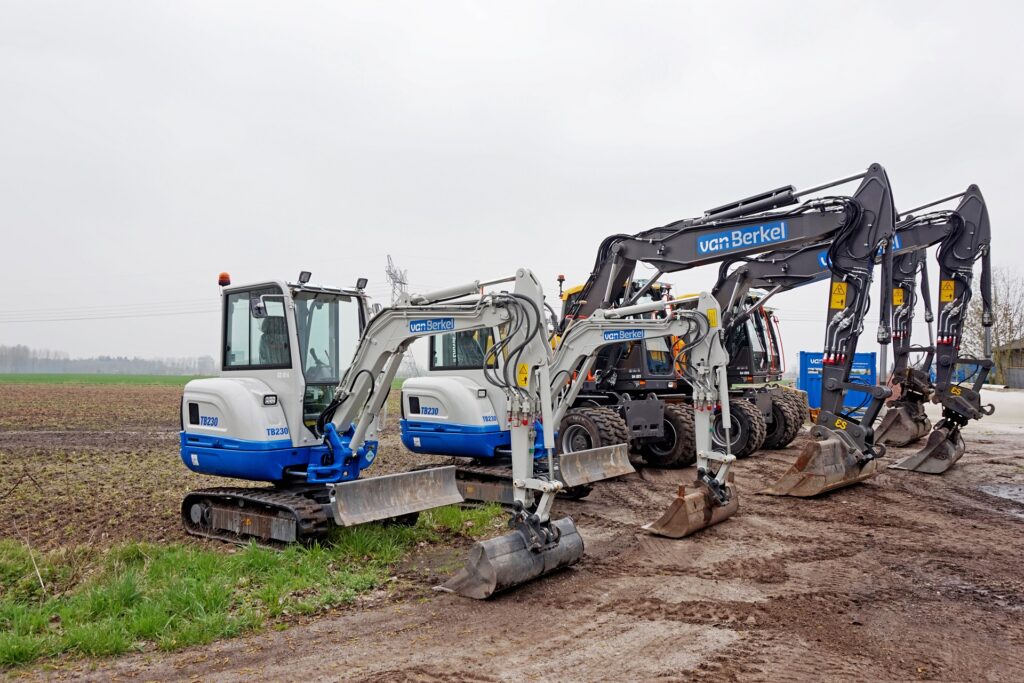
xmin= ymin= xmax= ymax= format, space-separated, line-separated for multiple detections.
xmin=761 ymin=393 xmax=804 ymax=449
xmin=555 ymin=406 xmax=629 ymax=499
xmin=711 ymin=399 xmax=767 ymax=458
xmin=638 ymin=403 xmax=697 ymax=468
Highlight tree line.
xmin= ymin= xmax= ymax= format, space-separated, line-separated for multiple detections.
xmin=0 ymin=345 xmax=216 ymax=375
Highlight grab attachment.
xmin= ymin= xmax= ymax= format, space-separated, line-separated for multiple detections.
xmin=763 ymin=426 xmax=880 ymax=497
xmin=437 ymin=510 xmax=584 ymax=599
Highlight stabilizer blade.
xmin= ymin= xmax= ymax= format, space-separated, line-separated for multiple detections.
xmin=559 ymin=443 xmax=635 ymax=488
xmin=330 ymin=466 xmax=464 ymax=526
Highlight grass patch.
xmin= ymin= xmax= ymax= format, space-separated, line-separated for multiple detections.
xmin=0 ymin=503 xmax=504 ymax=669
xmin=0 ymin=374 xmax=203 ymax=386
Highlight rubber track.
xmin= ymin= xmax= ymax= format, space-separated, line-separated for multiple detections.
xmin=182 ymin=487 xmax=331 ymax=546
xmin=731 ymin=398 xmax=767 ymax=458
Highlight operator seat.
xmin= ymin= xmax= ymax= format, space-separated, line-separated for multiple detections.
xmin=259 ymin=316 xmax=290 ymax=365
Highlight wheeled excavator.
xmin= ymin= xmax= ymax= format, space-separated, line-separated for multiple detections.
xmin=881 ymin=186 xmax=994 ymax=473
xmin=559 ymin=164 xmax=897 ymax=483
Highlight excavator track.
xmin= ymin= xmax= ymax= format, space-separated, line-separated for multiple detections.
xmin=182 ymin=487 xmax=331 ymax=546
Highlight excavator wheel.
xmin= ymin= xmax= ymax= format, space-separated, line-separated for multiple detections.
xmin=556 ymin=406 xmax=629 ymax=499
xmin=761 ymin=392 xmax=804 ymax=450
xmin=638 ymin=403 xmax=697 ymax=468
xmin=712 ymin=399 xmax=767 ymax=459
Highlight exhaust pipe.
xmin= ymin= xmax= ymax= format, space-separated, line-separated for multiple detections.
xmin=889 ymin=425 xmax=965 ymax=474
xmin=762 ymin=429 xmax=879 ymax=497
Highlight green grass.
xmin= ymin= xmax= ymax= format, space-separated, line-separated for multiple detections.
xmin=0 ymin=503 xmax=504 ymax=669
xmin=0 ymin=374 xmax=203 ymax=386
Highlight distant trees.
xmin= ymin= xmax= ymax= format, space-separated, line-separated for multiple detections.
xmin=0 ymin=345 xmax=215 ymax=375
xmin=961 ymin=267 xmax=1024 ymax=383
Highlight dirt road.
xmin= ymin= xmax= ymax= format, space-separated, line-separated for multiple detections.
xmin=24 ymin=423 xmax=1024 ymax=682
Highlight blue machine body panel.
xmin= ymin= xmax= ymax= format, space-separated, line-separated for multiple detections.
xmin=798 ymin=351 xmax=877 ymax=413
xmin=401 ymin=419 xmax=549 ymax=459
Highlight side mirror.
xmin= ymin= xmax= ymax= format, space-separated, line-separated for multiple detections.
xmin=371 ymin=303 xmax=383 ymax=316
xmin=250 ymin=295 xmax=267 ymax=318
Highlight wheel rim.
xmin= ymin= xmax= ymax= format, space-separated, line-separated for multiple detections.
xmin=561 ymin=424 xmax=594 ymax=453
xmin=713 ymin=413 xmax=742 ymax=449
xmin=765 ymin=405 xmax=785 ymax=442
xmin=646 ymin=419 xmax=678 ymax=457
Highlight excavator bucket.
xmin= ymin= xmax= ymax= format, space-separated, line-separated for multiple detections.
xmin=889 ymin=426 xmax=965 ymax=474
xmin=329 ymin=466 xmax=464 ymax=526
xmin=642 ymin=476 xmax=738 ymax=538
xmin=438 ymin=517 xmax=583 ymax=599
xmin=558 ymin=443 xmax=635 ymax=488
xmin=876 ymin=403 xmax=932 ymax=447
xmin=762 ymin=433 xmax=879 ymax=497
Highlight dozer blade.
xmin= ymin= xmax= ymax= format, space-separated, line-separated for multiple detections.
xmin=889 ymin=427 xmax=965 ymax=474
xmin=437 ymin=517 xmax=583 ymax=599
xmin=330 ymin=466 xmax=464 ymax=526
xmin=642 ymin=479 xmax=738 ymax=538
xmin=558 ymin=443 xmax=635 ymax=488
xmin=762 ymin=434 xmax=879 ymax=497
xmin=876 ymin=404 xmax=931 ymax=447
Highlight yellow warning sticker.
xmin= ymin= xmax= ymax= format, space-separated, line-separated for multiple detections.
xmin=706 ymin=308 xmax=718 ymax=328
xmin=892 ymin=288 xmax=904 ymax=307
xmin=830 ymin=281 xmax=848 ymax=310
xmin=516 ymin=363 xmax=530 ymax=388
xmin=940 ymin=279 xmax=956 ymax=302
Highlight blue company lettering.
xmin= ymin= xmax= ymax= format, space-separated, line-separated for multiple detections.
xmin=409 ymin=318 xmax=456 ymax=334
xmin=696 ymin=221 xmax=788 ymax=255
xmin=266 ymin=426 xmax=289 ymax=436
xmin=820 ymin=233 xmax=903 ymax=269
xmin=818 ymin=251 xmax=831 ymax=269
xmin=603 ymin=329 xmax=645 ymax=342
xmin=199 ymin=416 xmax=219 ymax=427
xmin=482 ymin=414 xmax=498 ymax=422
xmin=420 ymin=406 xmax=440 ymax=415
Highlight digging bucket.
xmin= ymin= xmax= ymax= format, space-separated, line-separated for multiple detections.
xmin=642 ymin=476 xmax=738 ymax=538
xmin=762 ymin=432 xmax=879 ymax=497
xmin=330 ymin=466 xmax=464 ymax=526
xmin=437 ymin=517 xmax=583 ymax=599
xmin=876 ymin=403 xmax=931 ymax=447
xmin=559 ymin=443 xmax=635 ymax=488
xmin=889 ymin=426 xmax=965 ymax=474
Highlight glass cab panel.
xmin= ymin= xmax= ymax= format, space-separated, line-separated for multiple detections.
xmin=294 ymin=292 xmax=363 ymax=430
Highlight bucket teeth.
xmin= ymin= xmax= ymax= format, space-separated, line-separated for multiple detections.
xmin=762 ymin=433 xmax=878 ymax=497
xmin=876 ymin=402 xmax=932 ymax=447
xmin=889 ymin=427 xmax=965 ymax=474
xmin=643 ymin=480 xmax=738 ymax=538
xmin=437 ymin=517 xmax=583 ymax=599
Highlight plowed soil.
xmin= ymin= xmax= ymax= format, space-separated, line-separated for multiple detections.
xmin=4 ymin=383 xmax=1024 ymax=681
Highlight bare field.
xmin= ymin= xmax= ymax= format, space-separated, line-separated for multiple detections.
xmin=4 ymin=383 xmax=1024 ymax=681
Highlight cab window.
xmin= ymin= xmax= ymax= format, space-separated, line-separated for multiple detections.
xmin=224 ymin=286 xmax=290 ymax=370
xmin=430 ymin=329 xmax=499 ymax=370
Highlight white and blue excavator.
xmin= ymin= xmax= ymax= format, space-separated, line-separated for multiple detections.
xmin=179 ymin=268 xmax=736 ymax=598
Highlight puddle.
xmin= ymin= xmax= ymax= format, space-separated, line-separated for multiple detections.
xmin=978 ymin=484 xmax=1024 ymax=519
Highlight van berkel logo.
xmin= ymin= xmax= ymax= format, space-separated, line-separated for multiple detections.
xmin=409 ymin=318 xmax=456 ymax=334
xmin=603 ymin=329 xmax=645 ymax=341
xmin=697 ymin=220 xmax=788 ymax=255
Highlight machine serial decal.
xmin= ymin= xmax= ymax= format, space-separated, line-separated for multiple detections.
xmin=602 ymin=329 xmax=645 ymax=341
xmin=696 ymin=220 xmax=788 ymax=255
xmin=421 ymin=406 xmax=440 ymax=415
xmin=199 ymin=416 xmax=219 ymax=426
xmin=409 ymin=318 xmax=456 ymax=334
xmin=266 ymin=426 xmax=289 ymax=436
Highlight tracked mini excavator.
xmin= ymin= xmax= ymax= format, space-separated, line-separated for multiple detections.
xmin=557 ymin=164 xmax=896 ymax=482
xmin=179 ymin=268 xmax=733 ymax=597
xmin=881 ymin=186 xmax=994 ymax=473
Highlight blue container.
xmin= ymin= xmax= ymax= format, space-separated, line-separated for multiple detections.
xmin=798 ymin=351 xmax=877 ymax=413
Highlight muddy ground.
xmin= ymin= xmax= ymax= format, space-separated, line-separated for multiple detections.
xmin=3 ymin=383 xmax=1024 ymax=681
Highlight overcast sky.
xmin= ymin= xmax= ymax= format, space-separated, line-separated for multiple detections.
xmin=1 ymin=1 xmax=1021 ymax=371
